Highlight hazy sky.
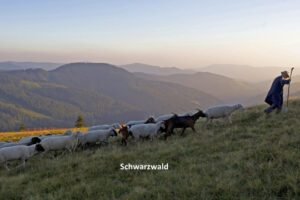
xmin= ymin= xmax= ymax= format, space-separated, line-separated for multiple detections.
xmin=1 ymin=0 xmax=300 ymax=68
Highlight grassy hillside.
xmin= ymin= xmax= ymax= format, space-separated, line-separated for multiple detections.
xmin=1 ymin=100 xmax=300 ymax=199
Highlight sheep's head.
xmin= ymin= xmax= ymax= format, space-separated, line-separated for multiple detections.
xmin=35 ymin=144 xmax=45 ymax=152
xmin=64 ymin=130 xmax=73 ymax=135
xmin=236 ymin=104 xmax=244 ymax=110
xmin=171 ymin=113 xmax=178 ymax=118
xmin=145 ymin=117 xmax=156 ymax=124
xmin=113 ymin=123 xmax=121 ymax=129
xmin=73 ymin=131 xmax=82 ymax=137
xmin=27 ymin=137 xmax=41 ymax=146
xmin=110 ymin=129 xmax=118 ymax=137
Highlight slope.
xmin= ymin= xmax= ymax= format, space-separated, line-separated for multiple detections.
xmin=1 ymin=100 xmax=300 ymax=199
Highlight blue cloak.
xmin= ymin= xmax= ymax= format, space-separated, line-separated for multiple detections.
xmin=265 ymin=75 xmax=290 ymax=108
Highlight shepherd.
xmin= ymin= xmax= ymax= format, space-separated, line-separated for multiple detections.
xmin=264 ymin=71 xmax=291 ymax=114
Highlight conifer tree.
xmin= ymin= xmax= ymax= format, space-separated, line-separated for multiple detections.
xmin=75 ymin=114 xmax=85 ymax=128
xmin=19 ymin=123 xmax=26 ymax=131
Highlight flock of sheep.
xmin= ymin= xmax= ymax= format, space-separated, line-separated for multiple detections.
xmin=0 ymin=104 xmax=244 ymax=171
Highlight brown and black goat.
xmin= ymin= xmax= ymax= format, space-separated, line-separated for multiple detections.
xmin=119 ymin=126 xmax=132 ymax=146
xmin=163 ymin=110 xmax=206 ymax=139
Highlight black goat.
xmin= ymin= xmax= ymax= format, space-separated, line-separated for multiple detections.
xmin=163 ymin=110 xmax=206 ymax=139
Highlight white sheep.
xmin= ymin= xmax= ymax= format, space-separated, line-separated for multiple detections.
xmin=0 ymin=142 xmax=29 ymax=149
xmin=41 ymin=131 xmax=76 ymax=138
xmin=46 ymin=130 xmax=75 ymax=137
xmin=155 ymin=114 xmax=177 ymax=122
xmin=0 ymin=144 xmax=45 ymax=171
xmin=39 ymin=133 xmax=79 ymax=157
xmin=78 ymin=128 xmax=117 ymax=147
xmin=0 ymin=141 xmax=11 ymax=145
xmin=128 ymin=121 xmax=165 ymax=142
xmin=18 ymin=134 xmax=52 ymax=145
xmin=204 ymin=104 xmax=244 ymax=128
xmin=88 ymin=123 xmax=120 ymax=131
xmin=0 ymin=141 xmax=13 ymax=147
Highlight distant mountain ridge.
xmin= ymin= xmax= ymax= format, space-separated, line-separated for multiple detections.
xmin=0 ymin=61 xmax=63 ymax=71
xmin=198 ymin=64 xmax=297 ymax=83
xmin=11 ymin=63 xmax=220 ymax=110
xmin=119 ymin=63 xmax=196 ymax=75
xmin=135 ymin=71 xmax=262 ymax=105
xmin=2 ymin=61 xmax=297 ymax=84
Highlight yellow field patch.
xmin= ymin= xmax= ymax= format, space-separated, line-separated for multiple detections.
xmin=0 ymin=127 xmax=88 ymax=142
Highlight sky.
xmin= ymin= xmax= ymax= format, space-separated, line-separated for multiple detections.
xmin=0 ymin=0 xmax=300 ymax=68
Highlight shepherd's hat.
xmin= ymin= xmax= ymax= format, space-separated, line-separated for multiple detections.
xmin=281 ymin=70 xmax=289 ymax=77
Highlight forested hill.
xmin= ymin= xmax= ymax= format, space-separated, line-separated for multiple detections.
xmin=0 ymin=63 xmax=221 ymax=131
xmin=0 ymin=72 xmax=143 ymax=131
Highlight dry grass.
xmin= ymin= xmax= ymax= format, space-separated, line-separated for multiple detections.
xmin=0 ymin=127 xmax=88 ymax=142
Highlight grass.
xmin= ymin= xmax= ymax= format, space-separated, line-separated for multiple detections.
xmin=1 ymin=101 xmax=300 ymax=199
